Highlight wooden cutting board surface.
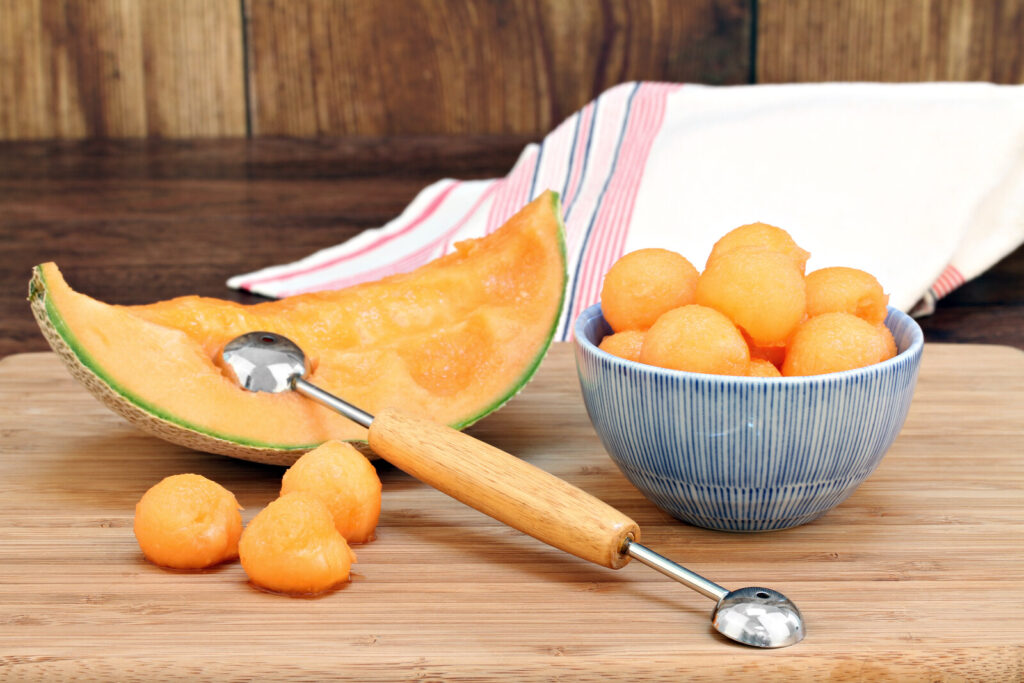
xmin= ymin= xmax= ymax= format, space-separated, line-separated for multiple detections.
xmin=1 ymin=343 xmax=1022 ymax=681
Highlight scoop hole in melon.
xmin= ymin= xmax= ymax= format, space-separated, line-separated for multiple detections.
xmin=30 ymin=192 xmax=568 ymax=465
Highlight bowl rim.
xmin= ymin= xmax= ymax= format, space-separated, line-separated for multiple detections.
xmin=573 ymin=302 xmax=924 ymax=384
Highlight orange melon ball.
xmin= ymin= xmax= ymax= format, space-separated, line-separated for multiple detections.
xmin=239 ymin=491 xmax=356 ymax=595
xmin=747 ymin=358 xmax=782 ymax=378
xmin=696 ymin=247 xmax=807 ymax=347
xmin=133 ymin=473 xmax=242 ymax=570
xmin=742 ymin=330 xmax=786 ymax=369
xmin=782 ymin=313 xmax=887 ymax=376
xmin=281 ymin=441 xmax=382 ymax=544
xmin=640 ymin=305 xmax=750 ymax=375
xmin=877 ymin=324 xmax=898 ymax=361
xmin=706 ymin=222 xmax=810 ymax=273
xmin=805 ymin=267 xmax=889 ymax=326
xmin=600 ymin=248 xmax=698 ymax=332
xmin=598 ymin=330 xmax=645 ymax=362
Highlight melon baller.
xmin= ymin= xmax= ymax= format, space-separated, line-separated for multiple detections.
xmin=221 ymin=331 xmax=804 ymax=648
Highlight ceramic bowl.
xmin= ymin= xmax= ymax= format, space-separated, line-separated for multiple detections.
xmin=574 ymin=304 xmax=923 ymax=531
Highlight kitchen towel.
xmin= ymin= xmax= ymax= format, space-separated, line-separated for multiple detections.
xmin=229 ymin=82 xmax=1024 ymax=340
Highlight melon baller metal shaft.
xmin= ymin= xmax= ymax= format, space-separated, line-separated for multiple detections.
xmin=221 ymin=331 xmax=804 ymax=648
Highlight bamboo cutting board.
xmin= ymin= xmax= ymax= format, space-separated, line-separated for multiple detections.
xmin=1 ymin=344 xmax=1022 ymax=681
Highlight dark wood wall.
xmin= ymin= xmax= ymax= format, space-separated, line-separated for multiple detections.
xmin=757 ymin=0 xmax=1024 ymax=83
xmin=1 ymin=0 xmax=1021 ymax=139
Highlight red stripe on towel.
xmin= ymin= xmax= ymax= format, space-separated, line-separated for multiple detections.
xmin=236 ymin=180 xmax=461 ymax=291
xmin=531 ymin=114 xmax=578 ymax=206
xmin=437 ymin=181 xmax=502 ymax=259
xmin=931 ymin=263 xmax=965 ymax=298
xmin=563 ymin=103 xmax=595 ymax=209
xmin=283 ymin=182 xmax=501 ymax=296
xmin=486 ymin=147 xmax=539 ymax=233
xmin=561 ymin=88 xmax=635 ymax=280
xmin=567 ymin=83 xmax=676 ymax=334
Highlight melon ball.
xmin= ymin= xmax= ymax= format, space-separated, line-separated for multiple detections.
xmin=600 ymin=248 xmax=698 ymax=332
xmin=805 ymin=267 xmax=889 ymax=326
xmin=782 ymin=313 xmax=887 ymax=376
xmin=133 ymin=473 xmax=243 ymax=570
xmin=742 ymin=330 xmax=786 ymax=369
xmin=747 ymin=358 xmax=782 ymax=378
xmin=696 ymin=247 xmax=807 ymax=347
xmin=281 ymin=441 xmax=382 ymax=544
xmin=598 ymin=330 xmax=645 ymax=362
xmin=239 ymin=491 xmax=356 ymax=595
xmin=706 ymin=222 xmax=810 ymax=273
xmin=877 ymin=324 xmax=898 ymax=361
xmin=640 ymin=305 xmax=750 ymax=375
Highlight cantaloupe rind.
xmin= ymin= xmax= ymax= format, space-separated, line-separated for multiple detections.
xmin=30 ymin=267 xmax=310 ymax=463
xmin=450 ymin=194 xmax=568 ymax=430
xmin=29 ymin=192 xmax=567 ymax=466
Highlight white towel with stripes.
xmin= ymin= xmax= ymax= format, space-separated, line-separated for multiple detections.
xmin=229 ymin=82 xmax=1024 ymax=340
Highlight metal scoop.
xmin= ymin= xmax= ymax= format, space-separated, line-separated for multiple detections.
xmin=222 ymin=331 xmax=804 ymax=648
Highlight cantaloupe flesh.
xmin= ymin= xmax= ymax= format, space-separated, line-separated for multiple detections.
xmin=36 ymin=192 xmax=566 ymax=452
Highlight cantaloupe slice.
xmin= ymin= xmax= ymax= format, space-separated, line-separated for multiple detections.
xmin=30 ymin=192 xmax=566 ymax=465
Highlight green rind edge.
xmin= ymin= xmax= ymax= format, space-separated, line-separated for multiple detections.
xmin=32 ymin=265 xmax=311 ymax=451
xmin=30 ymin=191 xmax=567 ymax=452
xmin=450 ymin=191 xmax=568 ymax=430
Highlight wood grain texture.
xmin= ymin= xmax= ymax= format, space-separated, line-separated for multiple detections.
xmin=1 ymin=140 xmax=1021 ymax=359
xmin=757 ymin=0 xmax=1024 ymax=83
xmin=245 ymin=0 xmax=750 ymax=136
xmin=0 ymin=0 xmax=245 ymax=139
xmin=0 ymin=343 xmax=1023 ymax=680
xmin=3 ymin=1 xmax=1024 ymax=140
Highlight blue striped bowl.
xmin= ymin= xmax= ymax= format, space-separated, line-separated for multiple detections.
xmin=574 ymin=304 xmax=923 ymax=531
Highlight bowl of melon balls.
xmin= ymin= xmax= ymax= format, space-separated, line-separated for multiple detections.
xmin=574 ymin=223 xmax=923 ymax=531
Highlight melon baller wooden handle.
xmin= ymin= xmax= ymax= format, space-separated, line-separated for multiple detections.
xmin=367 ymin=409 xmax=640 ymax=569
xmin=223 ymin=334 xmax=637 ymax=569
xmin=226 ymin=332 xmax=803 ymax=647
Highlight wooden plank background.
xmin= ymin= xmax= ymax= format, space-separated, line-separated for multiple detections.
xmin=0 ymin=0 xmax=1021 ymax=140
xmin=757 ymin=0 xmax=1024 ymax=83
xmin=245 ymin=0 xmax=750 ymax=136
xmin=0 ymin=0 xmax=246 ymax=139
